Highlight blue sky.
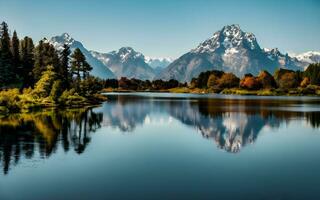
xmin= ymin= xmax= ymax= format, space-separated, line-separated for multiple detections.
xmin=0 ymin=0 xmax=319 ymax=58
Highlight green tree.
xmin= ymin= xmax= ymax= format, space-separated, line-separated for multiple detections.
xmin=218 ymin=73 xmax=240 ymax=88
xmin=33 ymin=40 xmax=45 ymax=81
xmin=0 ymin=21 xmax=14 ymax=86
xmin=20 ymin=36 xmax=34 ymax=87
xmin=71 ymin=48 xmax=91 ymax=82
xmin=33 ymin=40 xmax=60 ymax=82
xmin=11 ymin=30 xmax=20 ymax=75
xmin=59 ymin=44 xmax=71 ymax=88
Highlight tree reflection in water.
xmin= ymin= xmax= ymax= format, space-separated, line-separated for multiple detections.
xmin=1 ymin=94 xmax=320 ymax=174
xmin=0 ymin=108 xmax=103 ymax=174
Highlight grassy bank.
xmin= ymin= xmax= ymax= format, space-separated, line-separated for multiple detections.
xmin=0 ymin=88 xmax=107 ymax=116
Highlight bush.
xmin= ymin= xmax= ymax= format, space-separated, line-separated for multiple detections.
xmin=0 ymin=89 xmax=21 ymax=112
xmin=50 ymin=80 xmax=63 ymax=102
xmin=58 ymin=89 xmax=87 ymax=106
xmin=33 ymin=65 xmax=56 ymax=98
xmin=300 ymin=77 xmax=310 ymax=88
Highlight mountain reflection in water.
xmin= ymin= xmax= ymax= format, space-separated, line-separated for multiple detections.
xmin=0 ymin=93 xmax=320 ymax=174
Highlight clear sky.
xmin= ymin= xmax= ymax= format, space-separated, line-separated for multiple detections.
xmin=0 ymin=0 xmax=319 ymax=59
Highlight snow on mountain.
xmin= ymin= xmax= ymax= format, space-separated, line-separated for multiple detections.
xmin=292 ymin=51 xmax=320 ymax=66
xmin=49 ymin=33 xmax=115 ymax=79
xmin=144 ymin=57 xmax=172 ymax=75
xmin=91 ymin=47 xmax=156 ymax=80
xmin=158 ymin=24 xmax=304 ymax=82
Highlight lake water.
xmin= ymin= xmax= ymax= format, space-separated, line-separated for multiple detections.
xmin=1 ymin=93 xmax=320 ymax=200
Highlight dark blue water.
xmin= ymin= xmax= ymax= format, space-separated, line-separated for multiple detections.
xmin=1 ymin=93 xmax=320 ymax=200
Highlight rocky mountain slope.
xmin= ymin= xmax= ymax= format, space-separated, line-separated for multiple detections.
xmin=91 ymin=47 xmax=156 ymax=80
xmin=158 ymin=25 xmax=305 ymax=82
xmin=49 ymin=33 xmax=115 ymax=79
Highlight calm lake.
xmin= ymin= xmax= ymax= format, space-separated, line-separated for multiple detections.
xmin=1 ymin=93 xmax=320 ymax=200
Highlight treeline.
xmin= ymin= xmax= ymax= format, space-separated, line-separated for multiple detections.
xmin=0 ymin=21 xmax=105 ymax=113
xmin=190 ymin=64 xmax=320 ymax=95
xmin=104 ymin=77 xmax=187 ymax=91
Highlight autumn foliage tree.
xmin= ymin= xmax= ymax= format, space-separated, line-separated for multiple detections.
xmin=240 ymin=74 xmax=262 ymax=90
xmin=217 ymin=73 xmax=240 ymax=88
xmin=278 ymin=72 xmax=299 ymax=89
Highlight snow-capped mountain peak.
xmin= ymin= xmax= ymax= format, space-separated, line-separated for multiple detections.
xmin=293 ymin=51 xmax=320 ymax=64
xmin=91 ymin=47 xmax=156 ymax=80
xmin=49 ymin=33 xmax=76 ymax=51
xmin=48 ymin=33 xmax=115 ymax=79
xmin=145 ymin=57 xmax=172 ymax=68
xmin=158 ymin=24 xmax=305 ymax=82
xmin=192 ymin=24 xmax=260 ymax=54
xmin=117 ymin=47 xmax=144 ymax=61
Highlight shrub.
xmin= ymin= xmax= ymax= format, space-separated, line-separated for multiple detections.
xmin=50 ymin=80 xmax=63 ymax=102
xmin=0 ymin=89 xmax=21 ymax=112
xmin=33 ymin=65 xmax=56 ymax=98
xmin=58 ymin=89 xmax=87 ymax=106
xmin=300 ymin=77 xmax=310 ymax=88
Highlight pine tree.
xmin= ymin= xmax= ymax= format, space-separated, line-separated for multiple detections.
xmin=82 ymin=61 xmax=92 ymax=79
xmin=59 ymin=44 xmax=71 ymax=88
xmin=33 ymin=40 xmax=61 ymax=82
xmin=33 ymin=39 xmax=45 ymax=81
xmin=20 ymin=36 xmax=34 ymax=87
xmin=0 ymin=21 xmax=14 ymax=86
xmin=71 ymin=48 xmax=90 ymax=81
xmin=11 ymin=30 xmax=20 ymax=75
xmin=70 ymin=48 xmax=92 ymax=91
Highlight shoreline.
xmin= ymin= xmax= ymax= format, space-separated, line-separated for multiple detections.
xmin=101 ymin=87 xmax=320 ymax=97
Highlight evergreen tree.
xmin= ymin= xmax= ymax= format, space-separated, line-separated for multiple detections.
xmin=33 ymin=39 xmax=60 ymax=82
xmin=20 ymin=36 xmax=34 ymax=87
xmin=71 ymin=48 xmax=91 ymax=81
xmin=82 ymin=60 xmax=92 ymax=79
xmin=59 ymin=44 xmax=71 ymax=88
xmin=0 ymin=21 xmax=14 ymax=86
xmin=11 ymin=30 xmax=20 ymax=75
xmin=33 ymin=39 xmax=45 ymax=81
xmin=304 ymin=63 xmax=320 ymax=85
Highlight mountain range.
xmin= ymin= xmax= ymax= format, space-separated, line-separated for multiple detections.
xmin=158 ymin=24 xmax=311 ymax=82
xmin=49 ymin=25 xmax=319 ymax=82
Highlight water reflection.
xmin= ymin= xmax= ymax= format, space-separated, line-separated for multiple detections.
xmin=102 ymin=95 xmax=320 ymax=153
xmin=0 ymin=94 xmax=320 ymax=174
xmin=0 ymin=108 xmax=103 ymax=174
